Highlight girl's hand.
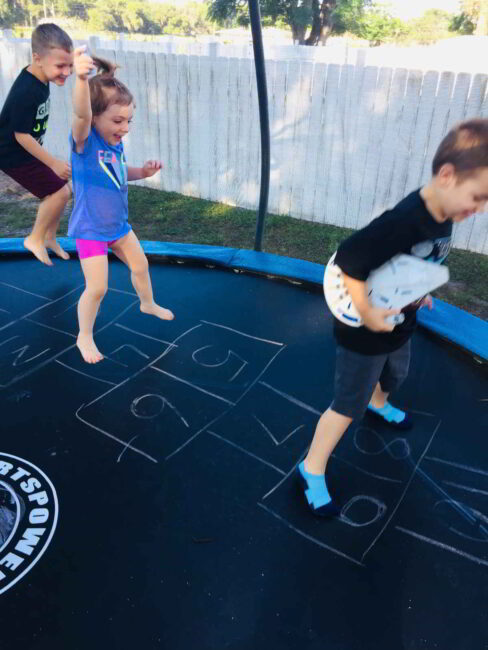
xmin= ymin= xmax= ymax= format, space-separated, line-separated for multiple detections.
xmin=419 ymin=294 xmax=433 ymax=310
xmin=142 ymin=160 xmax=163 ymax=178
xmin=73 ymin=46 xmax=95 ymax=80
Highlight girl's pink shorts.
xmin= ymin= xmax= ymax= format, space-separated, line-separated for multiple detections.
xmin=76 ymin=239 xmax=118 ymax=260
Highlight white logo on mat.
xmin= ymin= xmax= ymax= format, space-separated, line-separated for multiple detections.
xmin=0 ymin=453 xmax=58 ymax=595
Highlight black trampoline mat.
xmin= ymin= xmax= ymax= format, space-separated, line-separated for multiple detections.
xmin=1 ymin=256 xmax=487 ymax=650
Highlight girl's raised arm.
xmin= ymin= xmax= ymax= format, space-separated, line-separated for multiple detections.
xmin=72 ymin=46 xmax=95 ymax=149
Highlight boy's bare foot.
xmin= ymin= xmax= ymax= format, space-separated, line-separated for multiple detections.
xmin=140 ymin=303 xmax=174 ymax=320
xmin=46 ymin=238 xmax=70 ymax=260
xmin=77 ymin=334 xmax=104 ymax=364
xmin=24 ymin=237 xmax=53 ymax=266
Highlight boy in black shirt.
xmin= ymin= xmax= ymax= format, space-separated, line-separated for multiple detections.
xmin=0 ymin=23 xmax=73 ymax=265
xmin=298 ymin=119 xmax=488 ymax=517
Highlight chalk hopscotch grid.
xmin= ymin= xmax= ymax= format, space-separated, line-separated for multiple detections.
xmin=3 ymin=281 xmax=488 ymax=569
xmin=257 ymin=418 xmax=447 ymax=567
xmin=0 ymin=281 xmax=143 ymax=388
xmin=74 ymin=320 xmax=288 ymax=464
xmin=394 ymin=455 xmax=488 ymax=568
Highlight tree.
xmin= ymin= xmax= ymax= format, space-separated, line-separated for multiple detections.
xmin=144 ymin=2 xmax=212 ymax=35
xmin=208 ymin=0 xmax=370 ymax=46
xmin=0 ymin=0 xmax=25 ymax=26
xmin=353 ymin=4 xmax=405 ymax=46
xmin=55 ymin=0 xmax=95 ymax=21
xmin=85 ymin=0 xmax=213 ymax=35
xmin=449 ymin=11 xmax=476 ymax=34
xmin=87 ymin=0 xmax=124 ymax=32
xmin=24 ymin=0 xmax=49 ymax=25
xmin=453 ymin=0 xmax=488 ymax=34
xmin=408 ymin=8 xmax=452 ymax=45
xmin=87 ymin=0 xmax=147 ymax=33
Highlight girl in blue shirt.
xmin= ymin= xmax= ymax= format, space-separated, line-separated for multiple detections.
xmin=69 ymin=48 xmax=174 ymax=364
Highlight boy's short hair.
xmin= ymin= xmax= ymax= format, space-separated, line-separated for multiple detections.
xmin=31 ymin=23 xmax=73 ymax=56
xmin=432 ymin=118 xmax=488 ymax=178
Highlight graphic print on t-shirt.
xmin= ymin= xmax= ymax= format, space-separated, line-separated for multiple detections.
xmin=403 ymin=235 xmax=452 ymax=309
xmin=411 ymin=236 xmax=451 ymax=264
xmin=35 ymin=98 xmax=50 ymax=120
xmin=98 ymin=150 xmax=128 ymax=189
xmin=32 ymin=97 xmax=50 ymax=144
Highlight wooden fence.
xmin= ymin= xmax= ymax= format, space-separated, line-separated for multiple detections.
xmin=1 ymin=35 xmax=487 ymax=253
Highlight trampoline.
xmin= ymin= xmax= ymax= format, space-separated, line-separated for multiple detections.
xmin=0 ymin=237 xmax=487 ymax=649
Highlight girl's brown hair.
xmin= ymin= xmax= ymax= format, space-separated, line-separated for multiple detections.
xmin=89 ymin=56 xmax=134 ymax=117
xmin=433 ymin=119 xmax=488 ymax=178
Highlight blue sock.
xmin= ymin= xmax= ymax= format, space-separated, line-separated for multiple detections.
xmin=298 ymin=461 xmax=332 ymax=509
xmin=368 ymin=401 xmax=405 ymax=423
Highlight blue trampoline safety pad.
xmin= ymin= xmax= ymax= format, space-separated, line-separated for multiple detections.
xmin=1 ymin=238 xmax=486 ymax=361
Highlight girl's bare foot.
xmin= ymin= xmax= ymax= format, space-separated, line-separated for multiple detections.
xmin=77 ymin=334 xmax=104 ymax=364
xmin=46 ymin=238 xmax=70 ymax=260
xmin=140 ymin=303 xmax=174 ymax=320
xmin=24 ymin=236 xmax=53 ymax=266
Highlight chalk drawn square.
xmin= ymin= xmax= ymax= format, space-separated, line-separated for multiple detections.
xmin=56 ymin=322 xmax=175 ymax=386
xmin=0 ymin=320 xmax=75 ymax=388
xmin=394 ymin=454 xmax=488 ymax=568
xmin=27 ymin=288 xmax=138 ymax=336
xmin=76 ymin=365 xmax=232 ymax=462
xmin=208 ymin=380 xmax=320 ymax=474
xmin=260 ymin=414 xmax=441 ymax=566
xmin=0 ymin=281 xmax=50 ymax=325
xmin=151 ymin=321 xmax=284 ymax=404
xmin=113 ymin=306 xmax=184 ymax=343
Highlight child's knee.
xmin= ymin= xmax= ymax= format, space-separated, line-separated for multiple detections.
xmin=131 ymin=256 xmax=149 ymax=276
xmin=85 ymin=283 xmax=107 ymax=302
xmin=42 ymin=183 xmax=71 ymax=204
xmin=58 ymin=182 xmax=72 ymax=202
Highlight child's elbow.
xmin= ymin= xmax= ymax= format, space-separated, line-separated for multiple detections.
xmin=14 ymin=131 xmax=28 ymax=143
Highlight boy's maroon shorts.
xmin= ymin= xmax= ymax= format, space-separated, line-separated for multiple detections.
xmin=1 ymin=158 xmax=67 ymax=199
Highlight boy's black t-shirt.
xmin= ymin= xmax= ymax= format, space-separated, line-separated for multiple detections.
xmin=0 ymin=68 xmax=51 ymax=168
xmin=333 ymin=189 xmax=452 ymax=355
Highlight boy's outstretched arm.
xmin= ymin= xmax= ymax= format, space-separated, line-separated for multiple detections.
xmin=13 ymin=133 xmax=70 ymax=179
xmin=342 ymin=272 xmax=400 ymax=332
xmin=72 ymin=46 xmax=95 ymax=148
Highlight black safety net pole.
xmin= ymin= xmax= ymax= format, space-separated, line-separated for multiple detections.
xmin=248 ymin=0 xmax=270 ymax=252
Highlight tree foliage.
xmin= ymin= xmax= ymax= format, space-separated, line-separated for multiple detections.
xmin=454 ymin=0 xmax=488 ymax=34
xmin=209 ymin=0 xmax=370 ymax=45
xmin=449 ymin=12 xmax=476 ymax=34
xmin=0 ymin=0 xmax=215 ymax=34
xmin=0 ymin=0 xmax=24 ymax=27
xmin=353 ymin=4 xmax=405 ymax=46
xmin=1 ymin=0 xmax=485 ymax=43
xmin=407 ymin=9 xmax=453 ymax=45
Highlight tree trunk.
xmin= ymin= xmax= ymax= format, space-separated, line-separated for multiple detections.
xmin=291 ymin=23 xmax=306 ymax=44
xmin=319 ymin=24 xmax=332 ymax=45
xmin=304 ymin=0 xmax=322 ymax=45
xmin=305 ymin=0 xmax=336 ymax=46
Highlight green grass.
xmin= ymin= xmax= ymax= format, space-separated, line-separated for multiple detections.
xmin=1 ymin=185 xmax=487 ymax=320
xmin=127 ymin=187 xmax=353 ymax=263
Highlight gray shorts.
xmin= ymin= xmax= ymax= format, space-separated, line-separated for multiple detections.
xmin=330 ymin=341 xmax=411 ymax=420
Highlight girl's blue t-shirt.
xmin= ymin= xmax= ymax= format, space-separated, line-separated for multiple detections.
xmin=68 ymin=127 xmax=131 ymax=241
